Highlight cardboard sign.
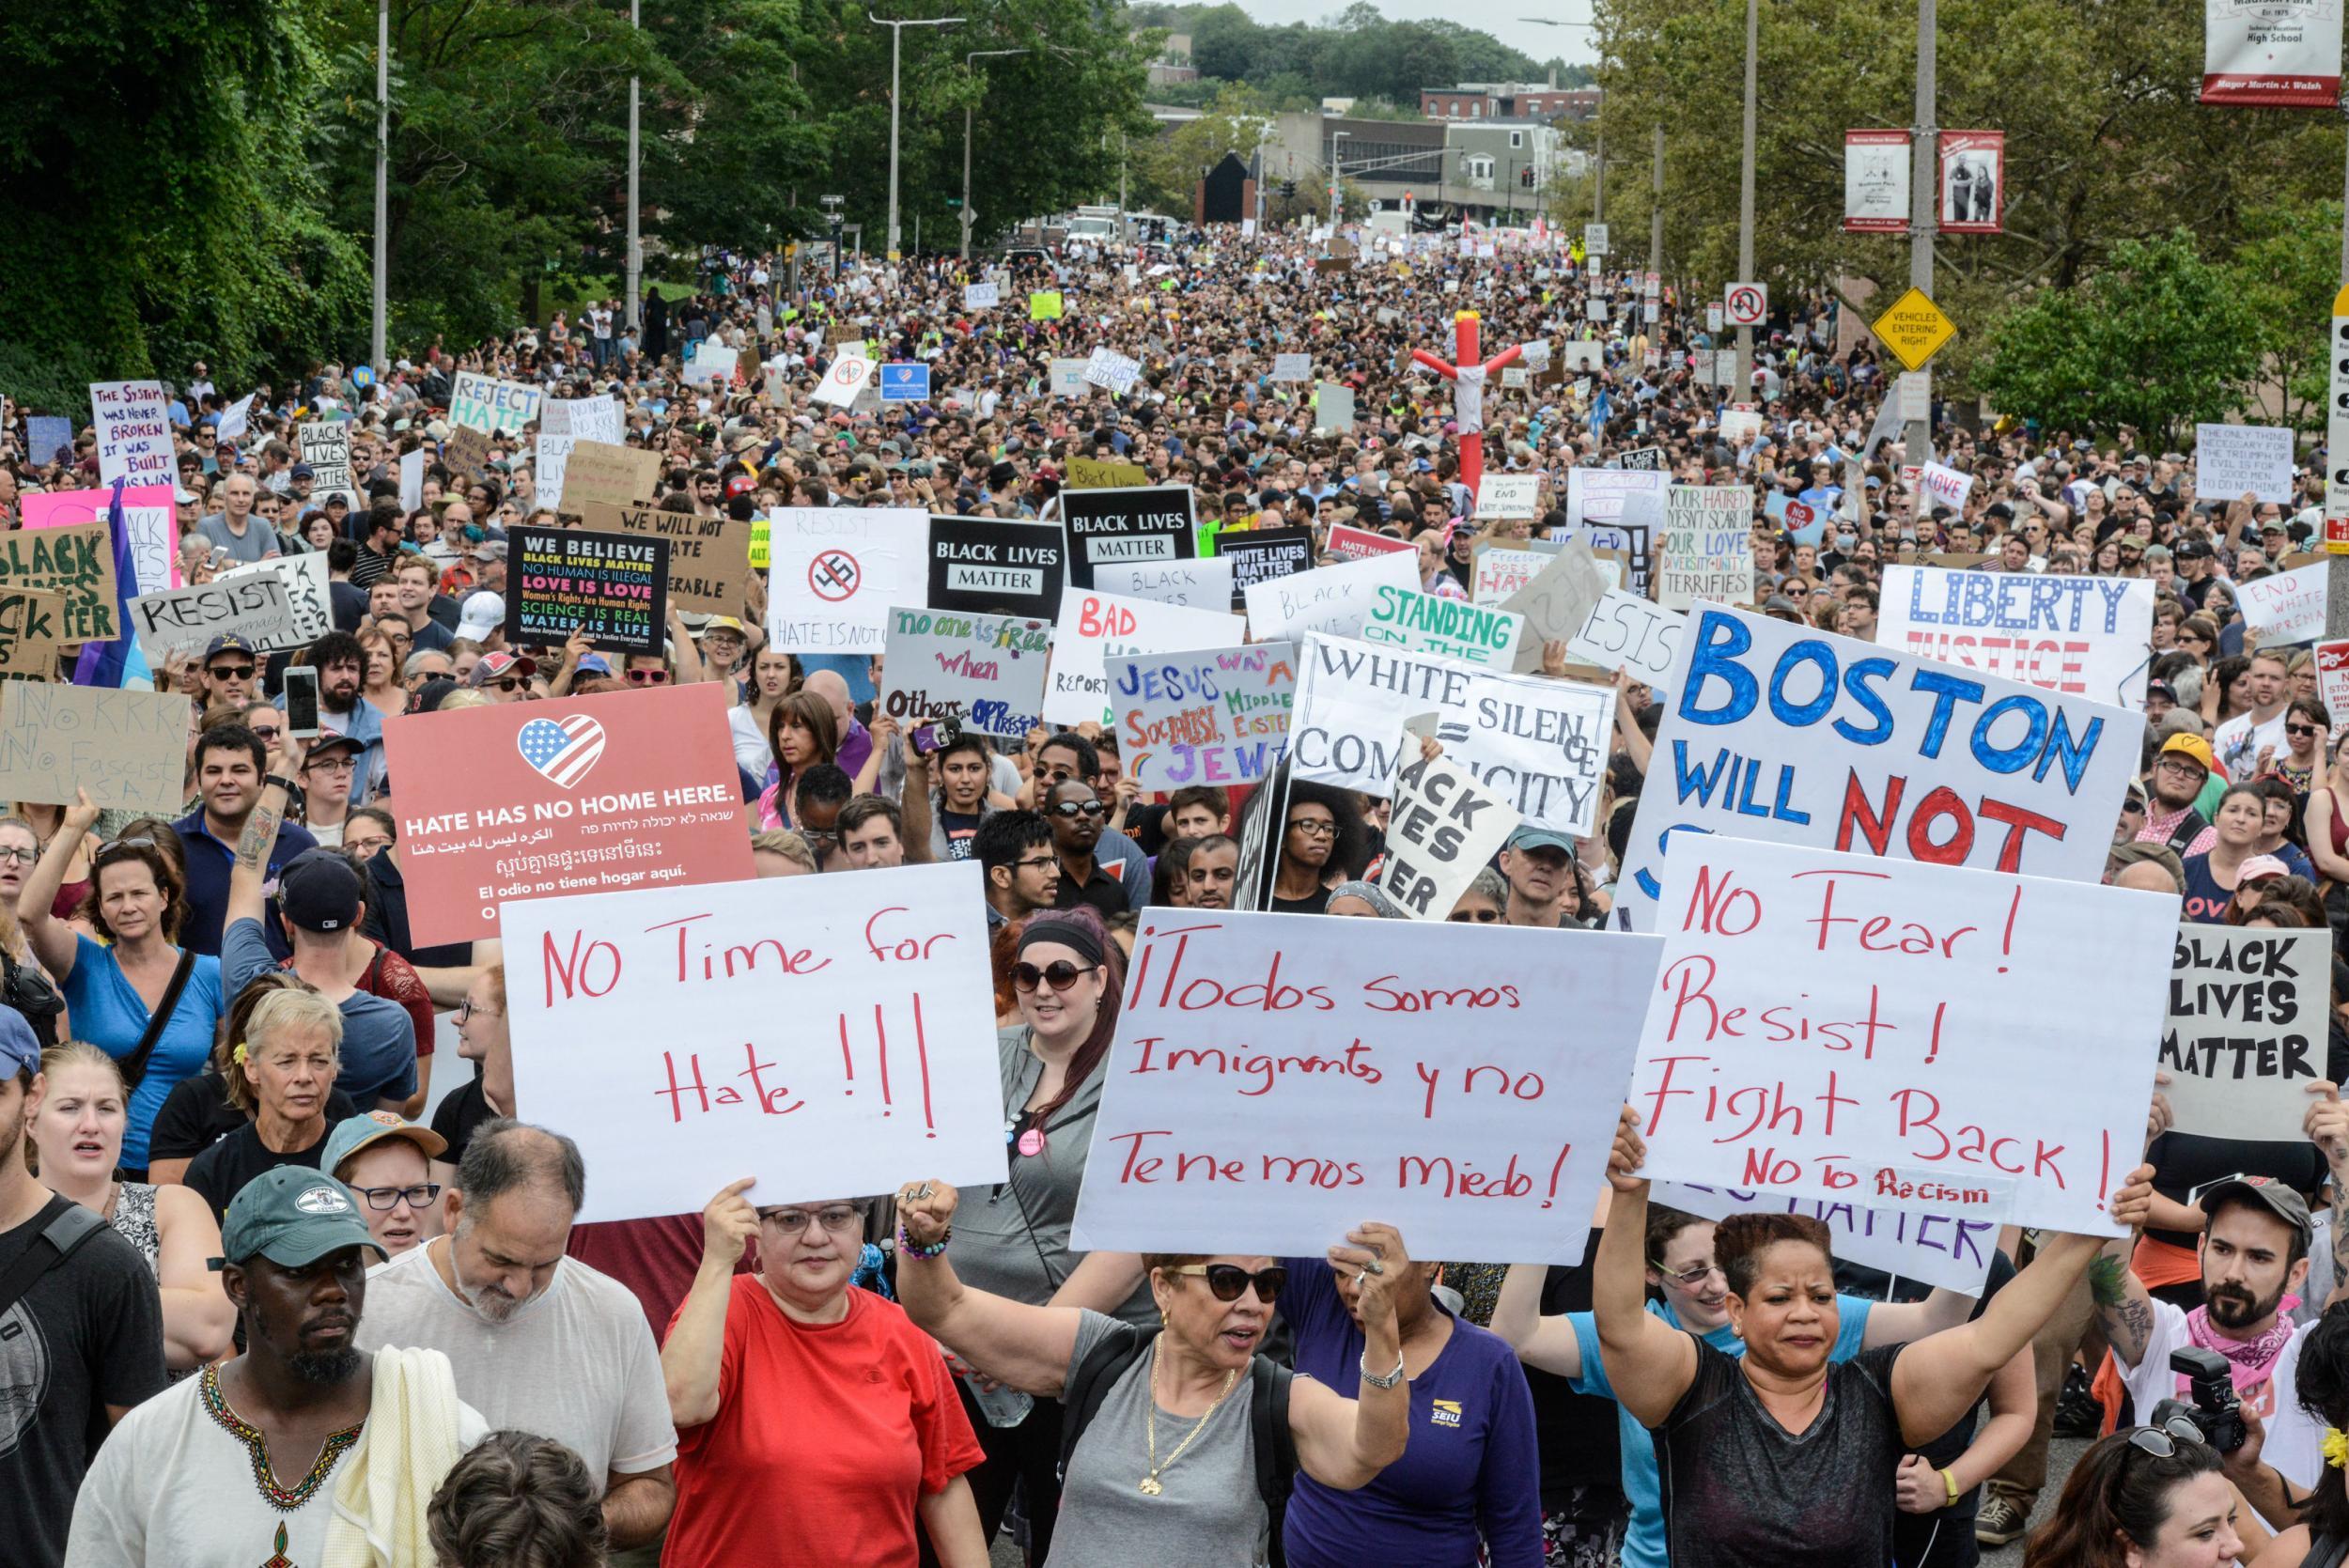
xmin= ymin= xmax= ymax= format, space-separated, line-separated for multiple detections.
xmin=1218 ymin=527 xmax=1315 ymax=606
xmin=0 ymin=524 xmax=117 ymax=643
xmin=297 ymin=421 xmax=356 ymax=505
xmin=1374 ymin=750 xmax=1520 ymax=921
xmin=1500 ymin=539 xmax=1614 ymax=673
xmin=1082 ymin=348 xmax=1143 ymax=396
xmin=578 ymin=505 xmax=752 ymax=618
xmin=2163 ymin=925 xmax=2332 ymax=1141
xmin=1068 ymin=911 xmax=1662 ymax=1264
xmin=926 ymin=515 xmax=1066 ymax=618
xmin=1654 ymin=1182 xmax=1994 ymax=1294
xmin=1363 ymin=586 xmax=1525 ymax=669
xmin=1630 ymin=836 xmax=2175 ymax=1235
xmin=0 ymin=591 xmax=63 ymax=681
xmin=2240 ymin=563 xmax=2329 ymax=646
xmin=1325 ymin=523 xmax=1412 ymax=563
xmin=1044 ymin=588 xmax=1243 ymax=728
xmin=1616 ymin=605 xmax=2145 ymax=932
xmin=1066 ymin=457 xmax=1151 ymax=490
xmin=128 ymin=575 xmax=296 ymax=666
xmin=382 ymin=683 xmax=754 ymax=945
xmin=218 ymin=553 xmax=332 ymax=651
xmin=1656 ymin=486 xmax=1755 ymax=611
xmin=507 ymin=525 xmax=669 ymax=654
xmin=0 ymin=683 xmax=188 ymax=814
xmin=879 ymin=607 xmax=1050 ymax=738
xmin=1477 ymin=475 xmax=1543 ymax=520
xmin=764 ymin=506 xmax=926 ymax=652
xmin=1059 ymin=486 xmax=1197 ymax=590
xmin=448 ymin=371 xmax=541 ymax=435
xmin=23 ymin=486 xmax=178 ymax=597
xmin=560 ymin=440 xmax=662 ymax=510
xmin=443 ymin=425 xmax=492 ymax=483
xmin=1244 ymin=552 xmax=1419 ymax=644
xmin=501 ymin=863 xmax=1004 ymax=1224
xmin=2195 ymin=423 xmax=2295 ymax=505
xmin=1096 ymin=557 xmax=1235 ymax=613
xmin=1109 ymin=642 xmax=1295 ymax=792
xmin=1881 ymin=567 xmax=2155 ymax=711
xmin=88 ymin=380 xmax=172 ymax=488
xmin=1568 ymin=591 xmax=1686 ymax=686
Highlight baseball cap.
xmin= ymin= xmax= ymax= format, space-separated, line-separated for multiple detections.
xmin=0 ymin=1007 xmax=39 ymax=1077
xmin=2194 ymin=1173 xmax=2313 ymax=1250
xmin=467 ymin=649 xmax=537 ymax=688
xmin=205 ymin=634 xmax=258 ymax=664
xmin=2159 ymin=733 xmax=2216 ymax=773
xmin=574 ymin=653 xmax=617 ymax=678
xmin=455 ymin=594 xmax=506 ymax=642
xmin=213 ymin=1167 xmax=386 ymax=1270
xmin=1507 ymin=826 xmax=1579 ymax=856
xmin=304 ymin=732 xmax=363 ymax=761
xmin=2238 ymin=853 xmax=2294 ymax=884
xmin=477 ymin=541 xmax=508 ymax=563
xmin=321 ymin=1110 xmax=447 ymax=1182
xmin=277 ymin=848 xmax=364 ymax=931
xmin=2146 ymin=680 xmax=2177 ymax=705
xmin=2174 ymin=537 xmax=2214 ymax=561
xmin=698 ymin=616 xmax=747 ymax=639
xmin=289 ymin=463 xmax=316 ymax=481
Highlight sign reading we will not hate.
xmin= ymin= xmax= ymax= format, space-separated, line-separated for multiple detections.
xmin=1630 ymin=836 xmax=2176 ymax=1235
xmin=880 ymin=608 xmax=1050 ymax=739
xmin=383 ymin=683 xmax=753 ymax=945
xmin=2164 ymin=924 xmax=2332 ymax=1141
xmin=1108 ymin=643 xmax=1295 ymax=793
xmin=1070 ymin=911 xmax=1662 ymax=1263
xmin=1615 ymin=605 xmax=2142 ymax=932
xmin=503 ymin=863 xmax=1006 ymax=1224
xmin=1881 ymin=566 xmax=2155 ymax=712
xmin=507 ymin=526 xmax=668 ymax=655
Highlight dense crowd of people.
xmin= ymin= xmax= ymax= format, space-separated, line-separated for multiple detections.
xmin=1 ymin=218 xmax=2345 ymax=1568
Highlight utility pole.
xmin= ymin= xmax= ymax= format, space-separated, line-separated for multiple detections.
xmin=1330 ymin=130 xmax=1350 ymax=225
xmin=1594 ymin=120 xmax=1604 ymax=223
xmin=960 ymin=49 xmax=1030 ymax=262
xmin=1903 ymin=0 xmax=1937 ymax=467
xmin=371 ymin=0 xmax=388 ymax=370
xmin=821 ymin=194 xmax=845 ymax=280
xmin=871 ymin=12 xmax=964 ymax=262
xmin=626 ymin=0 xmax=642 ymax=330
xmin=1733 ymin=0 xmax=1758 ymax=396
xmin=2324 ymin=116 xmax=2349 ymax=638
xmin=1647 ymin=125 xmax=1663 ymax=284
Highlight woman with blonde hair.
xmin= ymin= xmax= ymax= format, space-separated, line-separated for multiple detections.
xmin=180 ymin=986 xmax=346 ymax=1219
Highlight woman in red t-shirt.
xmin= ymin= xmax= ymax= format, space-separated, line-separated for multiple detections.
xmin=661 ymin=1182 xmax=989 ymax=1567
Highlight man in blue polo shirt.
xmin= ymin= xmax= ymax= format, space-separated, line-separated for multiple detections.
xmin=174 ymin=723 xmax=317 ymax=958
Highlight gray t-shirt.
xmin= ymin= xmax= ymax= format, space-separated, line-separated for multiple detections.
xmin=194 ymin=512 xmax=278 ymax=564
xmin=1049 ymin=1309 xmax=1268 ymax=1568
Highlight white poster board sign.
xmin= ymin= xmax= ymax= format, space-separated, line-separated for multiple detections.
xmin=1045 ymin=588 xmax=1242 ymax=728
xmin=879 ymin=608 xmax=1051 ymax=738
xmin=218 ymin=552 xmax=333 ymax=651
xmin=128 ymin=576 xmax=296 ymax=666
xmin=2240 ymin=562 xmax=2329 ymax=645
xmin=1083 ymin=348 xmax=1143 ymax=396
xmin=812 ymin=352 xmax=877 ymax=410
xmin=1567 ymin=468 xmax=1669 ymax=529
xmin=1919 ymin=461 xmax=1975 ymax=512
xmin=1654 ymin=1182 xmax=1994 ymax=1294
xmin=1567 ymin=591 xmax=1686 ymax=686
xmin=89 ymin=380 xmax=173 ymax=488
xmin=1656 ymin=486 xmax=1755 ymax=612
xmin=1270 ymin=353 xmax=1313 ymax=383
xmin=1049 ymin=358 xmax=1092 ymax=398
xmin=448 ymin=371 xmax=541 ymax=435
xmin=1374 ymin=751 xmax=1520 ymax=920
xmin=1095 ymin=557 xmax=1235 ymax=613
xmin=1881 ymin=567 xmax=2155 ymax=711
xmin=1243 ymin=552 xmax=1418 ymax=644
xmin=963 ymin=281 xmax=1002 ymax=310
xmin=1477 ymin=475 xmax=1543 ymax=520
xmin=1362 ymin=586 xmax=1524 ymax=669
xmin=2164 ymin=924 xmax=2331 ymax=1141
xmin=2194 ymin=425 xmax=2295 ymax=505
xmin=1107 ymin=643 xmax=1294 ymax=793
xmin=763 ymin=506 xmax=926 ymax=652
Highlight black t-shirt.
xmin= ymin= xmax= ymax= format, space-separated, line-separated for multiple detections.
xmin=1271 ymin=888 xmax=1330 ymax=915
xmin=362 ymin=852 xmax=473 ymax=971
xmin=0 ymin=1194 xmax=167 ymax=1568
xmin=431 ymin=1074 xmax=496 ymax=1166
xmin=938 ymin=808 xmax=982 ymax=861
xmin=147 ymin=1070 xmax=358 ymax=1168
xmin=1657 ymin=1337 xmax=1909 ymax=1568
xmin=184 ymin=1120 xmax=332 ymax=1222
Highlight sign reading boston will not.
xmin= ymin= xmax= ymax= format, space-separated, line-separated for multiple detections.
xmin=1058 ymin=486 xmax=1197 ymax=590
xmin=506 ymin=526 xmax=669 ymax=655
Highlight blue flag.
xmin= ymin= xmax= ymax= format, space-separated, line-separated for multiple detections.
xmin=71 ymin=478 xmax=150 ymax=690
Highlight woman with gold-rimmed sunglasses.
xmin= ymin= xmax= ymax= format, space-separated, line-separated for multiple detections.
xmin=2017 ymin=1417 xmax=2260 ymax=1567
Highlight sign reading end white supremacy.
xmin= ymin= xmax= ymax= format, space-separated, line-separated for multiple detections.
xmin=1070 ymin=911 xmax=1662 ymax=1263
xmin=1631 ymin=837 xmax=2176 ymax=1236
xmin=501 ymin=863 xmax=1007 ymax=1224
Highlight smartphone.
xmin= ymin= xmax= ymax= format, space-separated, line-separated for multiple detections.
xmin=283 ymin=667 xmax=320 ymax=738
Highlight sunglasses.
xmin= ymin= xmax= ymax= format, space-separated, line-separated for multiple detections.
xmin=1165 ymin=1263 xmax=1287 ymax=1303
xmin=1447 ymin=908 xmax=1501 ymax=923
xmin=209 ymin=664 xmax=257 ymax=680
xmin=627 ymin=668 xmax=671 ymax=684
xmin=1650 ymin=1259 xmax=1724 ymax=1289
xmin=1050 ymin=800 xmax=1105 ymax=818
xmin=1012 ymin=959 xmax=1097 ymax=993
xmin=2126 ymin=1417 xmax=2207 ymax=1460
xmin=491 ymin=676 xmax=528 ymax=691
xmin=2289 ymin=724 xmax=2323 ymax=737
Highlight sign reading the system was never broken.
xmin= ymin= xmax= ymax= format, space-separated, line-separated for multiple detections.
xmin=1058 ymin=486 xmax=1197 ymax=591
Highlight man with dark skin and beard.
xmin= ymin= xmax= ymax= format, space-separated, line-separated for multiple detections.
xmin=1045 ymin=779 xmax=1142 ymax=918
xmin=65 ymin=1165 xmax=485 ymax=1566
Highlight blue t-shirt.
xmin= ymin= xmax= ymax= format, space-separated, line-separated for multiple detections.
xmin=223 ymin=918 xmax=418 ymax=1110
xmin=2182 ymin=853 xmax=2232 ymax=924
xmin=1567 ymin=1294 xmax=1875 ymax=1568
xmin=174 ymin=809 xmax=319 ymax=958
xmin=1281 ymin=1257 xmax=1543 ymax=1567
xmin=59 ymin=935 xmax=225 ymax=1170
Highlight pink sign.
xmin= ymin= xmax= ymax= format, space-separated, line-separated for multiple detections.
xmin=1323 ymin=523 xmax=1414 ymax=563
xmin=22 ymin=486 xmax=180 ymax=595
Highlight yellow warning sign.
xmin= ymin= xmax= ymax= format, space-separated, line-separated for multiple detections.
xmin=1872 ymin=287 xmax=1956 ymax=373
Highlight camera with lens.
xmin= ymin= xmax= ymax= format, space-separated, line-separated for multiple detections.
xmin=2147 ymin=1346 xmax=2247 ymax=1453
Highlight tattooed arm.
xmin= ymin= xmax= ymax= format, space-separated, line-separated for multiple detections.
xmin=2091 ymin=1168 xmax=2161 ymax=1371
xmin=226 ymin=737 xmax=303 ymax=928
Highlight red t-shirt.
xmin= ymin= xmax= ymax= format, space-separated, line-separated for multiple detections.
xmin=663 ymin=1279 xmax=985 ymax=1567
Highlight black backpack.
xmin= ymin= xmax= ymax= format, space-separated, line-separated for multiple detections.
xmin=1056 ymin=1319 xmax=1300 ymax=1568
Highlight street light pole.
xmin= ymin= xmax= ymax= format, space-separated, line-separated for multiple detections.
xmin=1648 ymin=124 xmax=1663 ymax=284
xmin=372 ymin=0 xmax=388 ymax=370
xmin=960 ymin=48 xmax=1030 ymax=262
xmin=1903 ymin=0 xmax=1937 ymax=467
xmin=1330 ymin=130 xmax=1350 ymax=224
xmin=870 ymin=12 xmax=964 ymax=262
xmin=627 ymin=0 xmax=642 ymax=330
xmin=1734 ymin=0 xmax=1758 ymax=397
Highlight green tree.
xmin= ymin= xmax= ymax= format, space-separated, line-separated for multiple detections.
xmin=1131 ymin=82 xmax=1276 ymax=215
xmin=2226 ymin=200 xmax=2344 ymax=432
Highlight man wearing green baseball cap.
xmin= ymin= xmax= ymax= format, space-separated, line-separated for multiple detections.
xmin=65 ymin=1168 xmax=485 ymax=1567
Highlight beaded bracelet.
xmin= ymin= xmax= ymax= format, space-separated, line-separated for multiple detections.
xmin=898 ymin=1223 xmax=951 ymax=1260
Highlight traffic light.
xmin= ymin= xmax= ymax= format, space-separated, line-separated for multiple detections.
xmin=1282 ymin=179 xmax=1297 ymax=199
xmin=1520 ymin=165 xmax=1534 ymax=187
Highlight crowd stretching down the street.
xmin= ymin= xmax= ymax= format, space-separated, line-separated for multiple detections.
xmin=5 ymin=217 xmax=2349 ymax=1568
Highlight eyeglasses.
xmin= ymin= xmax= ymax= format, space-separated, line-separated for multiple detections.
xmin=1165 ymin=1263 xmax=1288 ymax=1303
xmin=1013 ymin=855 xmax=1058 ymax=874
xmin=1651 ymin=1259 xmax=1725 ymax=1289
xmin=0 ymin=846 xmax=34 ymax=866
xmin=1447 ymin=907 xmax=1501 ymax=923
xmin=305 ymin=756 xmax=357 ymax=774
xmin=2126 ymin=1417 xmax=2207 ymax=1460
xmin=760 ymin=1204 xmax=863 ymax=1234
xmin=1286 ymin=817 xmax=1337 ymax=838
xmin=1013 ymin=959 xmax=1097 ymax=993
xmin=455 ymin=998 xmax=502 ymax=1023
xmin=209 ymin=664 xmax=257 ymax=680
xmin=627 ymin=668 xmax=671 ymax=685
xmin=353 ymin=1182 xmax=442 ymax=1211
xmin=1050 ymin=800 xmax=1105 ymax=818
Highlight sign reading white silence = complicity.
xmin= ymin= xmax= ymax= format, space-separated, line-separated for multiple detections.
xmin=1070 ymin=910 xmax=1663 ymax=1264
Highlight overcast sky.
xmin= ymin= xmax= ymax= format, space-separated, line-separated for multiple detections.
xmin=1224 ymin=0 xmax=1601 ymax=78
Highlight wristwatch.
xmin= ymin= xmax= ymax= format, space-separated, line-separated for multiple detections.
xmin=265 ymin=774 xmax=298 ymax=795
xmin=1359 ymin=1351 xmax=1407 ymax=1389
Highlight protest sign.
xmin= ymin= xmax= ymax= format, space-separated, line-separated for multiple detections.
xmin=296 ymin=420 xmax=356 ymax=508
xmin=1066 ymin=457 xmax=1151 ymax=489
xmin=683 ymin=345 xmax=739 ymax=386
xmin=88 ymin=381 xmax=172 ymax=487
xmin=1244 ymin=552 xmax=1419 ymax=644
xmin=963 ymin=281 xmax=1001 ymax=309
xmin=2202 ymin=0 xmax=2342 ymax=107
xmin=1315 ymin=383 xmax=1355 ymax=431
xmin=448 ymin=370 xmax=541 ymax=435
xmin=0 ymin=524 xmax=116 ymax=643
xmin=1567 ymin=468 xmax=1668 ymax=531
xmin=1563 ymin=520 xmax=1653 ymax=598
xmin=1325 ymin=523 xmax=1412 ymax=563
xmin=218 ymin=552 xmax=332 ymax=650
xmin=811 ymin=353 xmax=876 ymax=410
xmin=23 ymin=486 xmax=177 ymax=596
xmin=1615 ymin=604 xmax=2144 ymax=932
xmin=1881 ymin=566 xmax=2155 ymax=710
xmin=879 ymin=608 xmax=1050 ymax=738
xmin=443 ymin=425 xmax=492 ymax=483
xmin=1069 ymin=911 xmax=1661 ymax=1264
xmin=1476 ymin=475 xmax=1543 ymax=520
xmin=764 ymin=506 xmax=926 ymax=652
xmin=1363 ymin=586 xmax=1525 ymax=669
xmin=24 ymin=416 xmax=71 ymax=466
xmin=1217 ymin=527 xmax=1315 ymax=606
xmin=128 ymin=576 xmax=295 ymax=666
xmin=1618 ymin=446 xmax=1668 ymax=473
xmin=1082 ymin=349 xmax=1143 ymax=397
xmin=2319 ymin=642 xmax=2349 ymax=724
xmin=1109 ymin=642 xmax=1295 ymax=792
xmin=1919 ymin=461 xmax=1975 ymax=512
xmin=502 ymin=862 xmax=1004 ymax=1224
xmin=0 ymin=591 xmax=62 ymax=681
xmin=1096 ymin=557 xmax=1236 ymax=612
xmin=2240 ymin=562 xmax=2330 ymax=645
xmin=1030 ymin=290 xmax=1065 ymax=320
xmin=1044 ymin=589 xmax=1242 ymax=728
xmin=542 ymin=396 xmax=624 ymax=443
xmin=382 ymin=683 xmax=754 ymax=946
xmin=1654 ymin=1182 xmax=1994 ymax=1294
xmin=1270 ymin=353 xmax=1312 ymax=383
xmin=0 ymin=683 xmax=188 ymax=814
xmin=1048 ymin=358 xmax=1091 ymax=398
xmin=2195 ymin=424 xmax=2295 ymax=505
xmin=2163 ymin=924 xmax=2332 ymax=1141
xmin=507 ymin=526 xmax=668 ymax=655
xmin=579 ymin=505 xmax=751 ymax=618
xmin=1720 ymin=409 xmax=1765 ymax=447
xmin=398 ymin=450 xmax=426 ymax=510
xmin=1499 ymin=538 xmax=1613 ymax=674
xmin=1567 ymin=592 xmax=1686 ymax=686
xmin=1059 ymin=486 xmax=1197 ymax=590
xmin=535 ymin=435 xmax=577 ymax=512
xmin=926 ymin=516 xmax=1066 ymax=619
xmin=1656 ymin=486 xmax=1755 ymax=611
xmin=1473 ymin=546 xmax=1550 ymax=606
xmin=1629 ymin=835 xmax=2176 ymax=1235
xmin=560 ymin=440 xmax=662 ymax=509
xmin=1374 ymin=751 xmax=1520 ymax=921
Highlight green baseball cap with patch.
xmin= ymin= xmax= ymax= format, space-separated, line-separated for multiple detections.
xmin=212 ymin=1167 xmax=387 ymax=1271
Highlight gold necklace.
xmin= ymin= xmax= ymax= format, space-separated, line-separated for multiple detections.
xmin=1141 ymin=1338 xmax=1238 ymax=1497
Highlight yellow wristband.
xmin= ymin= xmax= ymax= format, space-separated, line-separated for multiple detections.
xmin=1940 ymin=1467 xmax=1960 ymax=1507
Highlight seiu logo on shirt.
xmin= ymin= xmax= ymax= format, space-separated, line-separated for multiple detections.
xmin=1428 ymin=1399 xmax=1463 ymax=1428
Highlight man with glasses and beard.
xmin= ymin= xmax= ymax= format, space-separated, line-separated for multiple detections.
xmin=2139 ymin=733 xmax=2219 ymax=859
xmin=64 ymin=1166 xmax=485 ymax=1567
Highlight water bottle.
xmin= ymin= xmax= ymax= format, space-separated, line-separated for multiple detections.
xmin=963 ymin=1371 xmax=1034 ymax=1429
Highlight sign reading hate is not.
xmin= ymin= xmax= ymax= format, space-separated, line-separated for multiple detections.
xmin=0 ymin=683 xmax=190 ymax=815
xmin=1068 ymin=911 xmax=1662 ymax=1264
xmin=507 ymin=526 xmax=668 ymax=655
xmin=879 ymin=608 xmax=1050 ymax=739
xmin=764 ymin=507 xmax=926 ymax=653
xmin=1108 ymin=642 xmax=1295 ymax=793
xmin=2163 ymin=924 xmax=2332 ymax=1141
xmin=502 ymin=863 xmax=1006 ymax=1225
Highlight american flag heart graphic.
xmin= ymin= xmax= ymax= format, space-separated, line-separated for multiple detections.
xmin=515 ymin=715 xmax=606 ymax=788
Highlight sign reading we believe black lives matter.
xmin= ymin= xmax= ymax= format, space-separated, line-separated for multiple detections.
xmin=506 ymin=525 xmax=668 ymax=655
xmin=1058 ymin=485 xmax=1197 ymax=591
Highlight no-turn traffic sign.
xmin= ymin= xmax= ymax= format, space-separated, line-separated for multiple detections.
xmin=1724 ymin=283 xmax=1767 ymax=328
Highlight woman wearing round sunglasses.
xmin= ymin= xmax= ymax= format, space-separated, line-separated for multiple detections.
xmin=2018 ymin=1420 xmax=2253 ymax=1567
